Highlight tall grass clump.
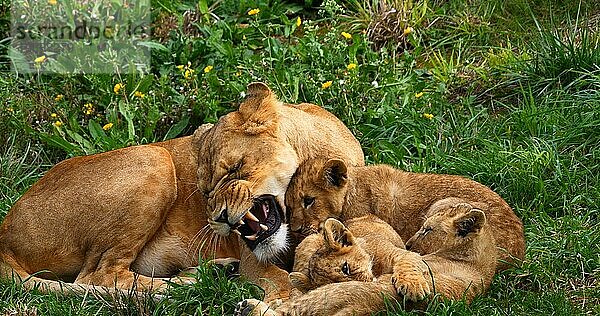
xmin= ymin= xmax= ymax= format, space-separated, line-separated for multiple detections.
xmin=522 ymin=27 xmax=600 ymax=95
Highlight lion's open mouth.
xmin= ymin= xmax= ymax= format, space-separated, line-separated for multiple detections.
xmin=233 ymin=194 xmax=283 ymax=250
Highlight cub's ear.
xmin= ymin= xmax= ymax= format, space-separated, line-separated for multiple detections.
xmin=289 ymin=272 xmax=312 ymax=293
xmin=454 ymin=209 xmax=486 ymax=238
xmin=237 ymin=82 xmax=280 ymax=135
xmin=322 ymin=218 xmax=355 ymax=250
xmin=319 ymin=159 xmax=348 ymax=189
xmin=191 ymin=123 xmax=214 ymax=149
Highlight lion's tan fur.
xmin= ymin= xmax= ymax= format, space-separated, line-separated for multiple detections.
xmin=239 ymin=200 xmax=498 ymax=316
xmin=194 ymin=84 xmax=364 ymax=243
xmin=0 ymin=84 xmax=364 ymax=301
xmin=285 ymin=158 xmax=525 ymax=270
xmin=289 ymin=215 xmax=408 ymax=292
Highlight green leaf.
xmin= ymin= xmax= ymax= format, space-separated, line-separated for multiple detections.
xmin=38 ymin=133 xmax=80 ymax=155
xmin=198 ymin=0 xmax=209 ymax=15
xmin=164 ymin=115 xmax=190 ymax=140
xmin=137 ymin=41 xmax=170 ymax=52
xmin=118 ymin=101 xmax=136 ymax=141
xmin=64 ymin=129 xmax=95 ymax=154
xmin=88 ymin=119 xmax=107 ymax=141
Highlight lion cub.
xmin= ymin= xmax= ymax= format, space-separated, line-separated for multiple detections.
xmin=285 ymin=158 xmax=524 ymax=270
xmin=236 ymin=201 xmax=496 ymax=316
xmin=292 ymin=200 xmax=496 ymax=302
xmin=288 ymin=214 xmax=413 ymax=293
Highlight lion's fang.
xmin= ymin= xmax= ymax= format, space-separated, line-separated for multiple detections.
xmin=245 ymin=234 xmax=257 ymax=241
xmin=245 ymin=212 xmax=259 ymax=222
xmin=232 ymin=229 xmax=241 ymax=236
xmin=239 ymin=219 xmax=245 ymax=225
xmin=260 ymin=224 xmax=269 ymax=231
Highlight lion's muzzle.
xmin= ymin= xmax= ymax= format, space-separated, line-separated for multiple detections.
xmin=233 ymin=195 xmax=284 ymax=251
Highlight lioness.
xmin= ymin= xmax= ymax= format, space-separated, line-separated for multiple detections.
xmin=285 ymin=158 xmax=525 ymax=270
xmin=237 ymin=199 xmax=497 ymax=316
xmin=0 ymin=83 xmax=364 ymax=300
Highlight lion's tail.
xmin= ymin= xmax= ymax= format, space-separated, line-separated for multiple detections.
xmin=0 ymin=249 xmax=76 ymax=293
xmin=0 ymin=250 xmax=143 ymax=299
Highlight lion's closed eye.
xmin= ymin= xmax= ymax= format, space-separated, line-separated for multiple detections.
xmin=225 ymin=159 xmax=249 ymax=180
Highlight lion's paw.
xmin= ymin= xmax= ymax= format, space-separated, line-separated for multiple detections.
xmin=392 ymin=262 xmax=431 ymax=301
xmin=235 ymin=299 xmax=276 ymax=316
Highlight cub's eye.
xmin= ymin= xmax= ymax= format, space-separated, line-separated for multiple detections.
xmin=303 ymin=196 xmax=315 ymax=209
xmin=341 ymin=261 xmax=350 ymax=275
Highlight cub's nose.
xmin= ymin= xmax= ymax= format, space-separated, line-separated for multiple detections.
xmin=405 ymin=241 xmax=413 ymax=251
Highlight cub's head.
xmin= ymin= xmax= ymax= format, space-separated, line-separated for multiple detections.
xmin=285 ymin=158 xmax=349 ymax=235
xmin=405 ymin=202 xmax=487 ymax=255
xmin=194 ymin=83 xmax=298 ymax=262
xmin=289 ymin=218 xmax=374 ymax=293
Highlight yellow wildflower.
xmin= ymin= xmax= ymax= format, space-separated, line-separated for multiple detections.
xmin=50 ymin=113 xmax=57 ymax=118
xmin=114 ymin=83 xmax=123 ymax=94
xmin=341 ymin=32 xmax=352 ymax=39
xmin=321 ymin=81 xmax=332 ymax=89
xmin=176 ymin=64 xmax=185 ymax=70
xmin=83 ymin=103 xmax=94 ymax=115
xmin=48 ymin=0 xmax=57 ymax=4
xmin=248 ymin=8 xmax=260 ymax=16
xmin=34 ymin=55 xmax=46 ymax=64
xmin=104 ymin=27 xmax=113 ymax=38
xmin=134 ymin=91 xmax=145 ymax=98
xmin=7 ymin=107 xmax=13 ymax=112
xmin=204 ymin=65 xmax=213 ymax=73
xmin=347 ymin=63 xmax=357 ymax=70
xmin=103 ymin=123 xmax=114 ymax=130
xmin=53 ymin=121 xmax=62 ymax=127
xmin=54 ymin=94 xmax=64 ymax=101
xmin=184 ymin=68 xmax=194 ymax=79
xmin=423 ymin=113 xmax=434 ymax=120
xmin=403 ymin=27 xmax=414 ymax=36
xmin=415 ymin=92 xmax=424 ymax=98
xmin=296 ymin=17 xmax=302 ymax=27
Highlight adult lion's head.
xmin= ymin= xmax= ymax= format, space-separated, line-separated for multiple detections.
xmin=194 ymin=83 xmax=364 ymax=263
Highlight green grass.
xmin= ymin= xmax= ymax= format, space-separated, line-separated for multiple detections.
xmin=1 ymin=0 xmax=599 ymax=314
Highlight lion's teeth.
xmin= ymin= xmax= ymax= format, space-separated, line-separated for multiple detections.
xmin=245 ymin=212 xmax=260 ymax=222
xmin=260 ymin=224 xmax=269 ymax=231
xmin=239 ymin=219 xmax=245 ymax=225
xmin=232 ymin=229 xmax=241 ymax=236
xmin=245 ymin=234 xmax=257 ymax=241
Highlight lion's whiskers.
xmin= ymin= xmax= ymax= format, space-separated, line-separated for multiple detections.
xmin=184 ymin=187 xmax=202 ymax=202
xmin=186 ymin=224 xmax=213 ymax=263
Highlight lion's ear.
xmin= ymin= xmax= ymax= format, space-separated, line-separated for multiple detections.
xmin=322 ymin=218 xmax=355 ymax=251
xmin=319 ymin=159 xmax=348 ymax=189
xmin=289 ymin=272 xmax=312 ymax=293
xmin=454 ymin=209 xmax=486 ymax=238
xmin=237 ymin=82 xmax=280 ymax=135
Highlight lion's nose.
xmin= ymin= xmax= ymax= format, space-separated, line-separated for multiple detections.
xmin=216 ymin=208 xmax=229 ymax=224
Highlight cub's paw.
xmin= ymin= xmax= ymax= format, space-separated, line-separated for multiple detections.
xmin=392 ymin=262 xmax=431 ymax=301
xmin=235 ymin=299 xmax=275 ymax=316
